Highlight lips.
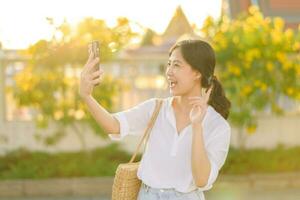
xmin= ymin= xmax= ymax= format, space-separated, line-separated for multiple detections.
xmin=168 ymin=80 xmax=178 ymax=88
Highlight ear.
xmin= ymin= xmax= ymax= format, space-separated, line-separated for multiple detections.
xmin=194 ymin=72 xmax=201 ymax=80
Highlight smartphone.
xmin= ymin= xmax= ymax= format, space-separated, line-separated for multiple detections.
xmin=89 ymin=41 xmax=101 ymax=86
xmin=90 ymin=40 xmax=100 ymax=59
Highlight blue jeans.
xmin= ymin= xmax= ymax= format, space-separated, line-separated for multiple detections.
xmin=137 ymin=182 xmax=204 ymax=200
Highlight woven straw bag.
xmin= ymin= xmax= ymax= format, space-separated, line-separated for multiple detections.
xmin=111 ymin=98 xmax=163 ymax=200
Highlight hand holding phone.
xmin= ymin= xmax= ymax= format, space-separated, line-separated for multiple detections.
xmin=91 ymin=40 xmax=100 ymax=59
xmin=87 ymin=40 xmax=102 ymax=86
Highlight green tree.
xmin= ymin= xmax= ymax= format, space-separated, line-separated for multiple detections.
xmin=140 ymin=28 xmax=157 ymax=46
xmin=11 ymin=17 xmax=136 ymax=151
xmin=201 ymin=6 xmax=300 ymax=149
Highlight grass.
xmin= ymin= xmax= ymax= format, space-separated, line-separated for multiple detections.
xmin=221 ymin=145 xmax=300 ymax=174
xmin=0 ymin=143 xmax=137 ymax=180
xmin=1 ymin=144 xmax=300 ymax=180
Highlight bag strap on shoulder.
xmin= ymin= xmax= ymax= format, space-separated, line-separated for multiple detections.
xmin=129 ymin=98 xmax=164 ymax=163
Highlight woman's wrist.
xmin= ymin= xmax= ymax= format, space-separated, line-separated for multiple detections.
xmin=192 ymin=122 xmax=202 ymax=131
xmin=81 ymin=94 xmax=93 ymax=102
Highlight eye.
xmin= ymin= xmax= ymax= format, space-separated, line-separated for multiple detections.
xmin=166 ymin=61 xmax=181 ymax=69
xmin=165 ymin=62 xmax=171 ymax=69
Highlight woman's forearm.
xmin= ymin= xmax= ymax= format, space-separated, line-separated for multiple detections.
xmin=191 ymin=123 xmax=211 ymax=187
xmin=82 ymin=95 xmax=120 ymax=134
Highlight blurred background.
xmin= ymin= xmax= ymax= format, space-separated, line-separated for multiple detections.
xmin=0 ymin=0 xmax=300 ymax=199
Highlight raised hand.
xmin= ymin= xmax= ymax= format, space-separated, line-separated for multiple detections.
xmin=79 ymin=51 xmax=104 ymax=98
xmin=188 ymin=86 xmax=213 ymax=124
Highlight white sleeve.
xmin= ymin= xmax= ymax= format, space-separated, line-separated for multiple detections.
xmin=108 ymin=98 xmax=156 ymax=141
xmin=196 ymin=122 xmax=231 ymax=191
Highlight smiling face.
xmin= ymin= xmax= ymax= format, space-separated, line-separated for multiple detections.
xmin=165 ymin=47 xmax=201 ymax=96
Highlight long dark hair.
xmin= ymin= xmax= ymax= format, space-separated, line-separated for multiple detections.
xmin=169 ymin=39 xmax=231 ymax=119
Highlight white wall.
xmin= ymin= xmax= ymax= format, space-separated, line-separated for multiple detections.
xmin=230 ymin=113 xmax=300 ymax=149
xmin=0 ymin=112 xmax=300 ymax=156
xmin=0 ymin=121 xmax=110 ymax=155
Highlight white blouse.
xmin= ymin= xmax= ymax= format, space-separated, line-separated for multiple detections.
xmin=108 ymin=96 xmax=231 ymax=198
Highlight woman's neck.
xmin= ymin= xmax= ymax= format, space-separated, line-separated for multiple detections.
xmin=173 ymin=86 xmax=202 ymax=115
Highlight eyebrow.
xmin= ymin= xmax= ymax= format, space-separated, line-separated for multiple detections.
xmin=168 ymin=59 xmax=183 ymax=64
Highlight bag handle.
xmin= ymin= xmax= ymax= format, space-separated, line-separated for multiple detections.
xmin=129 ymin=98 xmax=163 ymax=163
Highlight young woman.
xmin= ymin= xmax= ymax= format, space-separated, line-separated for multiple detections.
xmin=79 ymin=39 xmax=231 ymax=200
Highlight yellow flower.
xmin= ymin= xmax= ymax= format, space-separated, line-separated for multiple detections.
xmin=219 ymin=39 xmax=227 ymax=48
xmin=244 ymin=62 xmax=251 ymax=69
xmin=203 ymin=16 xmax=214 ymax=28
xmin=296 ymin=93 xmax=300 ymax=100
xmin=282 ymin=62 xmax=292 ymax=71
xmin=220 ymin=23 xmax=229 ymax=32
xmin=253 ymin=48 xmax=260 ymax=58
xmin=274 ymin=17 xmax=284 ymax=31
xmin=246 ymin=125 xmax=257 ymax=134
xmin=266 ymin=62 xmax=274 ymax=72
xmin=74 ymin=110 xmax=85 ymax=120
xmin=68 ymin=109 xmax=75 ymax=117
xmin=246 ymin=17 xmax=256 ymax=26
xmin=243 ymin=24 xmax=252 ymax=34
xmin=271 ymin=30 xmax=282 ymax=44
xmin=254 ymin=80 xmax=261 ymax=87
xmin=286 ymin=87 xmax=294 ymax=96
xmin=245 ymin=49 xmax=260 ymax=62
xmin=233 ymin=35 xmax=239 ymax=44
xmin=296 ymin=65 xmax=300 ymax=77
xmin=276 ymin=52 xmax=286 ymax=63
xmin=254 ymin=12 xmax=263 ymax=22
xmin=228 ymin=64 xmax=241 ymax=76
xmin=245 ymin=51 xmax=254 ymax=62
xmin=293 ymin=42 xmax=300 ymax=51
xmin=249 ymin=5 xmax=259 ymax=15
xmin=260 ymin=83 xmax=267 ymax=92
xmin=241 ymin=85 xmax=252 ymax=96
xmin=54 ymin=111 xmax=64 ymax=120
xmin=284 ymin=29 xmax=294 ymax=40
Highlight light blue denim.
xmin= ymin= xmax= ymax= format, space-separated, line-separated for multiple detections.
xmin=137 ymin=182 xmax=204 ymax=200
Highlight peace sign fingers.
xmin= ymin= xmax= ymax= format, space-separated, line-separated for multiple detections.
xmin=204 ymin=85 xmax=213 ymax=103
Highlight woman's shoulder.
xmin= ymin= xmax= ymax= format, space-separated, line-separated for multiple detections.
xmin=207 ymin=105 xmax=231 ymax=131
xmin=136 ymin=97 xmax=167 ymax=115
xmin=143 ymin=97 xmax=169 ymax=105
xmin=141 ymin=97 xmax=166 ymax=105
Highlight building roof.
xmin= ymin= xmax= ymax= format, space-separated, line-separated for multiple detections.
xmin=161 ymin=6 xmax=194 ymax=43
xmin=117 ymin=6 xmax=196 ymax=61
xmin=224 ymin=0 xmax=300 ymax=29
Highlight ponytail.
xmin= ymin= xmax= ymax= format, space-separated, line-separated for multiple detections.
xmin=207 ymin=75 xmax=231 ymax=119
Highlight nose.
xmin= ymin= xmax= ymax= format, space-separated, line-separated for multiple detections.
xmin=165 ymin=65 xmax=174 ymax=76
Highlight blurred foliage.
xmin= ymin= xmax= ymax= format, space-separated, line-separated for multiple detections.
xmin=10 ymin=17 xmax=137 ymax=149
xmin=0 ymin=144 xmax=300 ymax=180
xmin=222 ymin=145 xmax=300 ymax=174
xmin=140 ymin=28 xmax=157 ymax=46
xmin=201 ymin=6 xmax=300 ymax=148
xmin=0 ymin=143 xmax=135 ymax=179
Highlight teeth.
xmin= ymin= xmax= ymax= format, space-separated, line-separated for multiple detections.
xmin=169 ymin=81 xmax=177 ymax=87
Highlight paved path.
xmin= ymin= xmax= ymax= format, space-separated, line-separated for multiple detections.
xmin=206 ymin=187 xmax=300 ymax=200
xmin=4 ymin=187 xmax=300 ymax=200
xmin=2 ymin=173 xmax=300 ymax=200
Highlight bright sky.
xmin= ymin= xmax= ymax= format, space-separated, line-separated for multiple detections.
xmin=0 ymin=0 xmax=222 ymax=49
